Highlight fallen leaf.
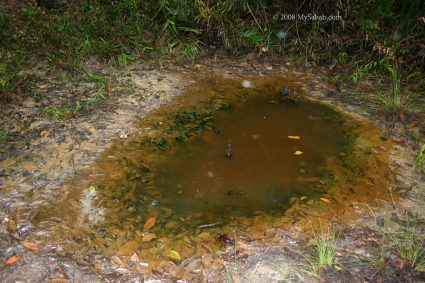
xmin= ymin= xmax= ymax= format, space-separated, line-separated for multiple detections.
xmin=142 ymin=233 xmax=157 ymax=242
xmin=320 ymin=198 xmax=331 ymax=203
xmin=366 ymin=237 xmax=380 ymax=246
xmin=377 ymin=275 xmax=382 ymax=283
xmin=5 ymin=255 xmax=20 ymax=265
xmin=334 ymin=262 xmax=343 ymax=270
xmin=392 ymin=256 xmax=404 ymax=270
xmin=49 ymin=279 xmax=68 ymax=283
xmin=111 ymin=255 xmax=123 ymax=266
xmin=88 ymin=186 xmax=96 ymax=193
xmin=39 ymin=130 xmax=48 ymax=137
xmin=288 ymin=136 xmax=301 ymax=139
xmin=168 ymin=250 xmax=181 ymax=261
xmin=293 ymin=150 xmax=303 ymax=155
xmin=105 ymin=82 xmax=112 ymax=93
xmin=143 ymin=217 xmax=156 ymax=232
xmin=22 ymin=240 xmax=39 ymax=252
xmin=300 ymin=196 xmax=308 ymax=201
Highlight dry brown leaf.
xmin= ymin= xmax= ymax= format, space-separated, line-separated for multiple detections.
xmin=5 ymin=255 xmax=20 ymax=265
xmin=22 ymin=240 xmax=39 ymax=252
xmin=143 ymin=217 xmax=156 ymax=232
xmin=392 ymin=256 xmax=404 ymax=270
xmin=49 ymin=278 xmax=68 ymax=283
xmin=105 ymin=82 xmax=112 ymax=93
xmin=142 ymin=233 xmax=157 ymax=242
xmin=366 ymin=237 xmax=380 ymax=246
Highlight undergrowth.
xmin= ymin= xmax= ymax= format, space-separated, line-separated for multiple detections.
xmin=0 ymin=0 xmax=423 ymax=101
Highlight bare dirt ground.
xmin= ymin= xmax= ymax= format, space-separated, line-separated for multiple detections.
xmin=0 ymin=56 xmax=424 ymax=282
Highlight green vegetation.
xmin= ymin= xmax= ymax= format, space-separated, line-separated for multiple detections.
xmin=44 ymin=106 xmax=67 ymax=120
xmin=0 ymin=128 xmax=9 ymax=141
xmin=416 ymin=144 xmax=425 ymax=175
xmin=0 ymin=0 xmax=424 ymax=102
xmin=395 ymin=226 xmax=425 ymax=271
xmin=307 ymin=228 xmax=337 ymax=277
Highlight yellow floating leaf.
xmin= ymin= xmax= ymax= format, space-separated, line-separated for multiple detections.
xmin=142 ymin=233 xmax=157 ymax=242
xmin=288 ymin=136 xmax=301 ymax=139
xmin=300 ymin=196 xmax=308 ymax=201
xmin=143 ymin=217 xmax=156 ymax=232
xmin=320 ymin=198 xmax=331 ymax=203
xmin=22 ymin=240 xmax=39 ymax=252
xmin=167 ymin=250 xmax=181 ymax=261
xmin=293 ymin=150 xmax=303 ymax=155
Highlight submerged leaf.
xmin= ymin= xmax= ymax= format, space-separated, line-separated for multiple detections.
xmin=167 ymin=250 xmax=181 ymax=261
xmin=288 ymin=136 xmax=301 ymax=139
xmin=143 ymin=217 xmax=156 ymax=232
xmin=142 ymin=233 xmax=157 ymax=242
xmin=293 ymin=150 xmax=303 ymax=155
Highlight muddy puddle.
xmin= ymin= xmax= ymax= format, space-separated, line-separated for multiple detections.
xmin=30 ymin=74 xmax=393 ymax=278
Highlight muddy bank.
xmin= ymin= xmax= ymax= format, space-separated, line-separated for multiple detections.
xmin=0 ymin=58 xmax=424 ymax=282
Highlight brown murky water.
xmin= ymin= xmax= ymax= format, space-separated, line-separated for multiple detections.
xmin=31 ymin=75 xmax=392 ymax=275
xmin=153 ymin=93 xmax=348 ymax=218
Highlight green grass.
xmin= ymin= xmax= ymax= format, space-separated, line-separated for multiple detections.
xmin=0 ymin=128 xmax=9 ymax=141
xmin=84 ymin=71 xmax=107 ymax=86
xmin=44 ymin=106 xmax=67 ymax=120
xmin=416 ymin=144 xmax=425 ymax=175
xmin=394 ymin=226 xmax=425 ymax=270
xmin=312 ymin=228 xmax=337 ymax=270
xmin=299 ymin=227 xmax=338 ymax=278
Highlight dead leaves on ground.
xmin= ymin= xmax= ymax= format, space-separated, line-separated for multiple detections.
xmin=143 ymin=217 xmax=156 ymax=232
xmin=22 ymin=240 xmax=39 ymax=252
xmin=5 ymin=255 xmax=20 ymax=265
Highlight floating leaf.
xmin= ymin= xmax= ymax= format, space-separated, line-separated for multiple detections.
xmin=167 ymin=250 xmax=181 ymax=261
xmin=143 ymin=217 xmax=156 ymax=232
xmin=300 ymin=196 xmax=308 ymax=201
xmin=22 ymin=240 xmax=39 ymax=252
xmin=5 ymin=255 xmax=20 ymax=265
xmin=142 ymin=233 xmax=157 ymax=242
xmin=288 ymin=136 xmax=301 ymax=139
xmin=320 ymin=197 xmax=331 ymax=203
xmin=293 ymin=150 xmax=303 ymax=155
